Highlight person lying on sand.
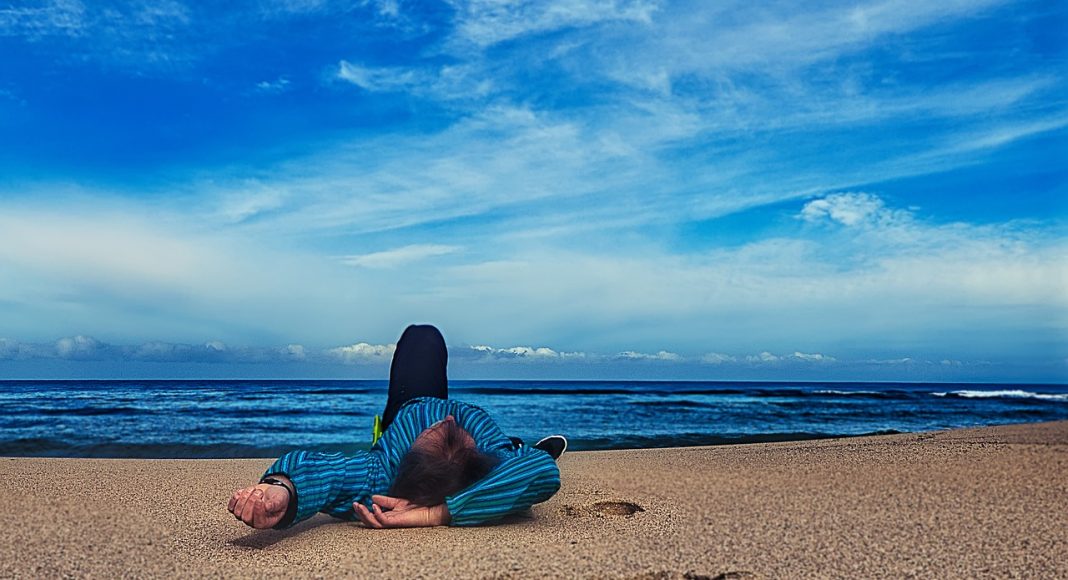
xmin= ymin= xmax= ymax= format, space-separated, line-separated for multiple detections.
xmin=227 ymin=324 xmax=566 ymax=529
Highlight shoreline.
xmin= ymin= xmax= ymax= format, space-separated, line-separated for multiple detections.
xmin=4 ymin=421 xmax=1067 ymax=578
xmin=0 ymin=427 xmax=910 ymax=459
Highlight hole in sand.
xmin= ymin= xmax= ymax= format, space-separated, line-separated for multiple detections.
xmin=709 ymin=572 xmax=757 ymax=580
xmin=591 ymin=500 xmax=644 ymax=516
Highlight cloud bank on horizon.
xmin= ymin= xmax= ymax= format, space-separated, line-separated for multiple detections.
xmin=0 ymin=334 xmax=997 ymax=382
xmin=0 ymin=0 xmax=1065 ymax=380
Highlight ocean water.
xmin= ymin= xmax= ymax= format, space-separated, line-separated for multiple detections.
xmin=1 ymin=380 xmax=1066 ymax=458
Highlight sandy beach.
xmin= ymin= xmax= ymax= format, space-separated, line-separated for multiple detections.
xmin=4 ymin=421 xmax=1066 ymax=579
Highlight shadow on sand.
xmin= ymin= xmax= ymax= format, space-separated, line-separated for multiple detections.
xmin=227 ymin=517 xmax=345 ymax=550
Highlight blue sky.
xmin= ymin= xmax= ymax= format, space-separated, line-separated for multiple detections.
xmin=0 ymin=0 xmax=1065 ymax=381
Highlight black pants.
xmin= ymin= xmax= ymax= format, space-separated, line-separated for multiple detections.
xmin=381 ymin=324 xmax=449 ymax=430
xmin=381 ymin=325 xmax=524 ymax=448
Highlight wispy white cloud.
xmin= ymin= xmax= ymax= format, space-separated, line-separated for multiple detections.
xmin=327 ymin=342 xmax=396 ymax=363
xmin=788 ymin=352 xmax=837 ymax=363
xmin=210 ymin=104 xmax=632 ymax=236
xmin=800 ymin=192 xmax=910 ymax=227
xmin=0 ymin=336 xmax=310 ymax=363
xmin=282 ymin=343 xmax=307 ymax=360
xmin=746 ymin=351 xmax=780 ymax=363
xmin=499 ymin=346 xmax=562 ymax=358
xmin=864 ymin=357 xmax=916 ymax=365
xmin=335 ymin=60 xmax=496 ymax=101
xmin=741 ymin=351 xmax=836 ymax=364
xmin=213 ymin=187 xmax=289 ymax=223
xmin=259 ymin=0 xmax=332 ymax=14
xmin=617 ymin=350 xmax=682 ymax=362
xmin=1 ymin=0 xmax=196 ymax=71
xmin=587 ymin=0 xmax=1010 ymax=88
xmin=459 ymin=345 xmax=588 ymax=361
xmin=54 ymin=335 xmax=106 ymax=359
xmin=340 ymin=244 xmax=460 ymax=269
xmin=336 ymin=60 xmax=424 ymax=92
xmin=445 ymin=0 xmax=658 ymax=49
xmin=0 ymin=87 xmax=24 ymax=105
xmin=701 ymin=352 xmax=737 ymax=365
xmin=0 ymin=0 xmax=86 ymax=39
xmin=261 ymin=0 xmax=403 ymax=20
xmin=126 ymin=339 xmax=310 ymax=363
xmin=255 ymin=76 xmax=291 ymax=94
xmin=4 ymin=336 xmax=116 ymax=360
xmin=937 ymin=114 xmax=1068 ymax=156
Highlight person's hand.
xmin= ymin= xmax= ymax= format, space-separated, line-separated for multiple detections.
xmin=354 ymin=495 xmax=451 ymax=528
xmin=228 ymin=482 xmax=291 ymax=529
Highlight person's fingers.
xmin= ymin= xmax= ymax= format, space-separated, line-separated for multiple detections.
xmin=367 ymin=504 xmax=386 ymax=529
xmin=232 ymin=486 xmax=256 ymax=507
xmin=374 ymin=503 xmax=411 ymax=528
xmin=237 ymin=490 xmax=253 ymax=524
xmin=369 ymin=494 xmax=393 ymax=508
xmin=252 ymin=492 xmax=269 ymax=529
xmin=371 ymin=503 xmax=393 ymax=528
xmin=264 ymin=493 xmax=280 ymax=515
xmin=241 ymin=488 xmax=262 ymax=525
xmin=233 ymin=489 xmax=251 ymax=520
xmin=228 ymin=490 xmax=241 ymax=513
xmin=353 ymin=502 xmax=371 ymax=527
xmin=371 ymin=495 xmax=403 ymax=510
xmin=354 ymin=502 xmax=382 ymax=528
xmin=360 ymin=506 xmax=378 ymax=529
xmin=263 ymin=485 xmax=287 ymax=515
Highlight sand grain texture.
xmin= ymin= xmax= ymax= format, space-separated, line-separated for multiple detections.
xmin=4 ymin=421 xmax=1067 ymax=579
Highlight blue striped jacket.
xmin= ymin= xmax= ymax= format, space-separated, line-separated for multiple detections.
xmin=263 ymin=397 xmax=561 ymax=526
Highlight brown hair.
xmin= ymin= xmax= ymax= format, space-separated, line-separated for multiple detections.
xmin=389 ymin=421 xmax=498 ymax=506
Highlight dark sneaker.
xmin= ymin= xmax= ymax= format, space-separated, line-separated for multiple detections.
xmin=533 ymin=435 xmax=567 ymax=460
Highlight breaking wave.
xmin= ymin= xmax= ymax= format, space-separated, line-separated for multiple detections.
xmin=932 ymin=390 xmax=1068 ymax=402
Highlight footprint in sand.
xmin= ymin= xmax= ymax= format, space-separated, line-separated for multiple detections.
xmin=591 ymin=500 xmax=644 ymax=516
xmin=564 ymin=500 xmax=644 ymax=517
xmin=709 ymin=572 xmax=758 ymax=580
xmin=629 ymin=570 xmax=757 ymax=580
xmin=561 ymin=500 xmax=644 ymax=517
xmin=682 ymin=572 xmax=758 ymax=580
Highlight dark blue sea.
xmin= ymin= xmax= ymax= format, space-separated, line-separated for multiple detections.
xmin=1 ymin=380 xmax=1066 ymax=458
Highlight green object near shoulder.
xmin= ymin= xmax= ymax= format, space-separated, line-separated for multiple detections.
xmin=372 ymin=414 xmax=384 ymax=446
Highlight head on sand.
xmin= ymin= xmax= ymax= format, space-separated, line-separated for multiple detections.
xmin=388 ymin=415 xmax=498 ymax=505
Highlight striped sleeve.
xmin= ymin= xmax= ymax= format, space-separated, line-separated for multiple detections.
xmin=262 ymin=450 xmax=376 ymax=527
xmin=444 ymin=445 xmax=561 ymax=526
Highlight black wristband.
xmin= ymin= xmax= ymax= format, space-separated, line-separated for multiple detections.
xmin=260 ymin=476 xmax=298 ymax=529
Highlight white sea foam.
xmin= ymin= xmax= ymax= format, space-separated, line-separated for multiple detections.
xmin=814 ymin=390 xmax=880 ymax=395
xmin=932 ymin=389 xmax=1068 ymax=402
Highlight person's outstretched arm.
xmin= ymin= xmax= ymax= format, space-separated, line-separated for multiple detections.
xmin=229 ymin=450 xmax=379 ymax=529
xmin=443 ymin=444 xmax=561 ymax=526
